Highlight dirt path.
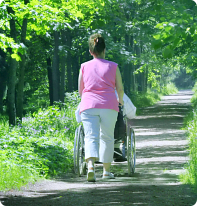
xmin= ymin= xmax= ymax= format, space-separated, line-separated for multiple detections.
xmin=0 ymin=90 xmax=197 ymax=206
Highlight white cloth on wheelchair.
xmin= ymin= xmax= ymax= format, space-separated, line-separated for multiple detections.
xmin=123 ymin=93 xmax=136 ymax=119
xmin=75 ymin=103 xmax=81 ymax=123
xmin=115 ymin=91 xmax=136 ymax=119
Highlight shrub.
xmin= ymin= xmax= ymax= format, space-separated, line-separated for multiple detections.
xmin=161 ymin=82 xmax=178 ymax=95
xmin=130 ymin=89 xmax=161 ymax=110
xmin=180 ymin=83 xmax=197 ymax=190
xmin=0 ymin=93 xmax=80 ymax=191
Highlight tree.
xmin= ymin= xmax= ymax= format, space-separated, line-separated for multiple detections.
xmin=16 ymin=0 xmax=29 ymax=121
xmin=0 ymin=49 xmax=7 ymax=114
xmin=7 ymin=5 xmax=17 ymax=125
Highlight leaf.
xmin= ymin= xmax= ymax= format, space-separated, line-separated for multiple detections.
xmin=11 ymin=53 xmax=21 ymax=61
xmin=163 ymin=35 xmax=175 ymax=43
xmin=164 ymin=26 xmax=172 ymax=32
xmin=160 ymin=17 xmax=165 ymax=21
xmin=190 ymin=26 xmax=195 ymax=35
xmin=152 ymin=39 xmax=163 ymax=50
xmin=173 ymin=38 xmax=180 ymax=47
xmin=162 ymin=47 xmax=173 ymax=59
xmin=155 ymin=23 xmax=164 ymax=30
xmin=153 ymin=34 xmax=161 ymax=40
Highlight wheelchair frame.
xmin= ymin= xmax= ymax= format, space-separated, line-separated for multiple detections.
xmin=73 ymin=111 xmax=136 ymax=177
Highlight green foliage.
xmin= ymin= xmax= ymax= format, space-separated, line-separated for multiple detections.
xmin=0 ymin=161 xmax=39 ymax=191
xmin=24 ymin=82 xmax=50 ymax=114
xmin=0 ymin=100 xmax=79 ymax=191
xmin=161 ymin=82 xmax=178 ymax=95
xmin=180 ymin=83 xmax=197 ymax=190
xmin=173 ymin=67 xmax=195 ymax=89
xmin=130 ymin=89 xmax=161 ymax=110
xmin=130 ymin=83 xmax=178 ymax=113
xmin=0 ymin=0 xmax=101 ymax=60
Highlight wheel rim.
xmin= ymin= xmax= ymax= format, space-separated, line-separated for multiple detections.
xmin=78 ymin=126 xmax=85 ymax=175
xmin=127 ymin=128 xmax=136 ymax=175
xmin=74 ymin=127 xmax=78 ymax=174
xmin=130 ymin=131 xmax=136 ymax=172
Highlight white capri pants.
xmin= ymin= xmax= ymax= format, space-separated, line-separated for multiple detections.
xmin=81 ymin=108 xmax=118 ymax=163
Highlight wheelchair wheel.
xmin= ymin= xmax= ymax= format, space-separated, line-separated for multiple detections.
xmin=74 ymin=125 xmax=86 ymax=176
xmin=127 ymin=126 xmax=136 ymax=176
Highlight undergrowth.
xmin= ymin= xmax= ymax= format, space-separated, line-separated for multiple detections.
xmin=130 ymin=83 xmax=178 ymax=114
xmin=131 ymin=89 xmax=161 ymax=113
xmin=0 ymin=92 xmax=80 ymax=191
xmin=180 ymin=83 xmax=197 ymax=190
xmin=161 ymin=82 xmax=178 ymax=95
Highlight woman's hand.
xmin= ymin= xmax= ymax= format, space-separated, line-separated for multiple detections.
xmin=119 ymin=99 xmax=124 ymax=106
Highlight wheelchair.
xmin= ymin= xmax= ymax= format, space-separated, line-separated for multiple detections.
xmin=73 ymin=107 xmax=136 ymax=177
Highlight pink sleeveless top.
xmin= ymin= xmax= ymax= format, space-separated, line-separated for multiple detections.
xmin=80 ymin=58 xmax=119 ymax=113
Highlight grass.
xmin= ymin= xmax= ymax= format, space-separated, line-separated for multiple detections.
xmin=0 ymin=92 xmax=80 ymax=191
xmin=130 ymin=83 xmax=178 ymax=114
xmin=130 ymin=89 xmax=161 ymax=115
xmin=180 ymin=83 xmax=197 ymax=190
xmin=161 ymin=82 xmax=178 ymax=95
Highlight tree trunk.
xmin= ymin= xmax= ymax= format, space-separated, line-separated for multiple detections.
xmin=47 ymin=57 xmax=53 ymax=105
xmin=0 ymin=50 xmax=7 ymax=114
xmin=72 ymin=54 xmax=79 ymax=91
xmin=130 ymin=64 xmax=135 ymax=92
xmin=16 ymin=13 xmax=28 ymax=121
xmin=66 ymin=29 xmax=72 ymax=92
xmin=7 ymin=6 xmax=17 ymax=125
xmin=60 ymin=30 xmax=66 ymax=102
xmin=52 ymin=31 xmax=60 ymax=103
xmin=123 ymin=34 xmax=131 ymax=95
xmin=144 ymin=66 xmax=148 ymax=92
xmin=129 ymin=36 xmax=135 ymax=92
xmin=135 ymin=45 xmax=142 ymax=92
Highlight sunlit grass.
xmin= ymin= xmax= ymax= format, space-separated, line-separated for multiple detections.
xmin=161 ymin=82 xmax=178 ymax=95
xmin=0 ymin=162 xmax=39 ymax=191
xmin=130 ymin=83 xmax=178 ymax=114
xmin=0 ymin=92 xmax=80 ymax=191
xmin=180 ymin=83 xmax=197 ymax=191
xmin=131 ymin=89 xmax=161 ymax=114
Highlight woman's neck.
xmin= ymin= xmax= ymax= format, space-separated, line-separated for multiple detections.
xmin=94 ymin=56 xmax=105 ymax=59
xmin=93 ymin=51 xmax=105 ymax=59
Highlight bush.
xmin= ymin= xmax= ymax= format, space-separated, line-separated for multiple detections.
xmin=0 ymin=93 xmax=80 ymax=191
xmin=161 ymin=82 xmax=178 ymax=95
xmin=180 ymin=83 xmax=197 ymax=190
xmin=130 ymin=89 xmax=161 ymax=109
xmin=191 ymin=82 xmax=197 ymax=109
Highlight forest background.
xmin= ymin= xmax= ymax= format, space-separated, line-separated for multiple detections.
xmin=0 ymin=0 xmax=196 ymax=191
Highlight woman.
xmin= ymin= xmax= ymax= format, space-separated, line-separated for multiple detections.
xmin=78 ymin=33 xmax=124 ymax=182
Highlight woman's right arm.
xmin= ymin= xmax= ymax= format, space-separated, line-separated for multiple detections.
xmin=115 ymin=66 xmax=124 ymax=105
xmin=78 ymin=68 xmax=84 ymax=97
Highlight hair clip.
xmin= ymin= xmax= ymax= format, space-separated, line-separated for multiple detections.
xmin=94 ymin=38 xmax=99 ymax=45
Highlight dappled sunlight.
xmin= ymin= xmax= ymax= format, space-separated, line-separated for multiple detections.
xmin=135 ymin=114 xmax=185 ymax=119
xmin=135 ymin=129 xmax=184 ymax=136
xmin=137 ymin=156 xmax=189 ymax=164
xmin=137 ymin=140 xmax=188 ymax=148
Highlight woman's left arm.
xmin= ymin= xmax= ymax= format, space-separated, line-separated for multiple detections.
xmin=78 ymin=68 xmax=84 ymax=97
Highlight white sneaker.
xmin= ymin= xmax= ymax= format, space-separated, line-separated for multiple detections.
xmin=102 ymin=171 xmax=115 ymax=179
xmin=87 ymin=166 xmax=96 ymax=182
